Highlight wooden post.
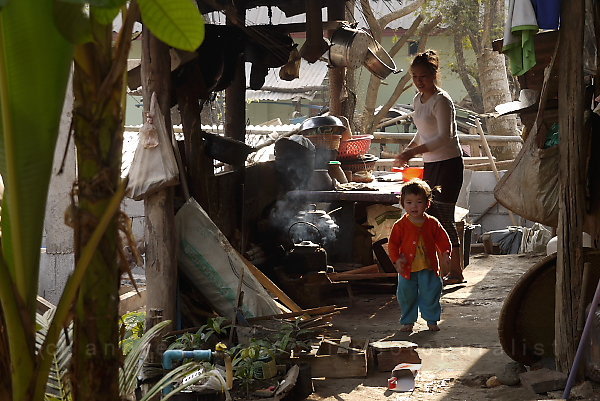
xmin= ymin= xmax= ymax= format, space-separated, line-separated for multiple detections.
xmin=220 ymin=4 xmax=247 ymax=245
xmin=141 ymin=29 xmax=177 ymax=329
xmin=176 ymin=75 xmax=215 ymax=214
xmin=328 ymin=1 xmax=345 ymax=115
xmin=556 ymin=0 xmax=586 ymax=374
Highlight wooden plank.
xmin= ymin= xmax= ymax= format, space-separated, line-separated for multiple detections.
xmin=465 ymin=160 xmax=515 ymax=171
xmin=327 ymin=272 xmax=398 ymax=281
xmin=372 ymin=132 xmax=523 ymax=143
xmin=246 ymin=305 xmax=344 ymax=322
xmin=119 ymin=288 xmax=147 ymax=315
xmin=238 ymin=253 xmax=303 ymax=313
xmin=338 ymin=264 xmax=380 ymax=274
xmin=375 ymin=156 xmax=495 ymax=168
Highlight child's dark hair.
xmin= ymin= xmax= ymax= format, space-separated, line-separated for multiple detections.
xmin=410 ymin=49 xmax=440 ymax=83
xmin=400 ymin=178 xmax=432 ymax=206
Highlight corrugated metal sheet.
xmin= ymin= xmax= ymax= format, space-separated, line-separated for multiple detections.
xmin=245 ymin=59 xmax=328 ymax=89
xmin=207 ymin=1 xmax=417 ymax=30
xmin=246 ymin=90 xmax=318 ymax=101
xmin=122 ymin=124 xmax=300 ymax=175
xmin=243 ymin=2 xmax=416 ymax=29
xmin=245 ymin=59 xmax=327 ymax=101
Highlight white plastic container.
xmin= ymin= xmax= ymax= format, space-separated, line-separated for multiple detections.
xmin=546 ymin=233 xmax=592 ymax=255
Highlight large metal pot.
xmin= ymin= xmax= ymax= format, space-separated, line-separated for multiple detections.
xmin=363 ymin=38 xmax=401 ymax=80
xmin=329 ymin=25 xmax=371 ymax=69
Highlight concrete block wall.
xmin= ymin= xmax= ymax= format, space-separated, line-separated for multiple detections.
xmin=468 ymin=170 xmax=532 ymax=242
xmin=39 ymin=198 xmax=146 ymax=304
xmin=123 ymin=197 xmax=145 ymax=240
xmin=39 ymin=251 xmax=74 ymax=306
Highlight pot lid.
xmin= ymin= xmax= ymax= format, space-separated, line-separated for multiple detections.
xmin=295 ymin=240 xmax=320 ymax=247
xmin=297 ymin=116 xmax=347 ymax=136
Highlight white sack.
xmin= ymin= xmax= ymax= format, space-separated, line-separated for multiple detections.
xmin=126 ymin=92 xmax=179 ymax=200
xmin=176 ymin=197 xmax=280 ymax=318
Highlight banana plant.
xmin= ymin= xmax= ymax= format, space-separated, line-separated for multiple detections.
xmin=0 ymin=0 xmax=204 ymax=400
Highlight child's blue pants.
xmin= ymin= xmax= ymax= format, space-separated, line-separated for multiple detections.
xmin=397 ymin=269 xmax=442 ymax=325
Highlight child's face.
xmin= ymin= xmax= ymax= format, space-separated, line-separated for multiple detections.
xmin=402 ymin=193 xmax=429 ymax=218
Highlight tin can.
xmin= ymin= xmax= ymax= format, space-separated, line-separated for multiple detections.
xmin=387 ymin=377 xmax=397 ymax=390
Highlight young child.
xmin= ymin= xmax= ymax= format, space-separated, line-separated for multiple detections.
xmin=388 ymin=179 xmax=451 ymax=332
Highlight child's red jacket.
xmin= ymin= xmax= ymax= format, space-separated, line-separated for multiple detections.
xmin=388 ymin=213 xmax=452 ymax=279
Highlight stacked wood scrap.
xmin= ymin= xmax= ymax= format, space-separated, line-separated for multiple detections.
xmin=290 ymin=335 xmax=369 ymax=378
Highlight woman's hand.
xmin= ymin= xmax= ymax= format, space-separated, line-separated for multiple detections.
xmin=394 ymin=149 xmax=413 ymax=168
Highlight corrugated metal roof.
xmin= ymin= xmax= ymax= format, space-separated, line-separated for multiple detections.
xmin=246 ymin=90 xmax=318 ymax=101
xmin=122 ymin=124 xmax=301 ymax=175
xmin=242 ymin=2 xmax=417 ymax=30
xmin=207 ymin=1 xmax=417 ymax=30
xmin=245 ymin=59 xmax=328 ymax=89
xmin=245 ymin=59 xmax=328 ymax=101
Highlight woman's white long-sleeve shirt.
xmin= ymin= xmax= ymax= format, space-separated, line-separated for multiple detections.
xmin=409 ymin=88 xmax=462 ymax=163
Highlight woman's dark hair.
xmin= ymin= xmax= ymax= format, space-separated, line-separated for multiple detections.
xmin=400 ymin=178 xmax=433 ymax=206
xmin=410 ymin=49 xmax=440 ymax=83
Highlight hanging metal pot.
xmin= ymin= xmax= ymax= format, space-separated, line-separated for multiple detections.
xmin=363 ymin=33 xmax=402 ymax=80
xmin=329 ymin=25 xmax=371 ymax=69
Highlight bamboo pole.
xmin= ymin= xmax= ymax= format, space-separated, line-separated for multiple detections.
xmin=475 ymin=118 xmax=517 ymax=225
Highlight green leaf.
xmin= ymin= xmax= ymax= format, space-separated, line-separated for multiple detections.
xmin=120 ymin=320 xmax=171 ymax=397
xmin=54 ymin=1 xmax=92 ymax=44
xmin=58 ymin=0 xmax=126 ymax=8
xmin=92 ymin=6 xmax=120 ymax=25
xmin=0 ymin=0 xmax=8 ymax=10
xmin=0 ymin=0 xmax=73 ymax=319
xmin=138 ymin=0 xmax=205 ymax=51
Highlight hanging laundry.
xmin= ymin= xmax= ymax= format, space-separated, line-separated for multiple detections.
xmin=502 ymin=0 xmax=539 ymax=76
xmin=530 ymin=0 xmax=561 ymax=30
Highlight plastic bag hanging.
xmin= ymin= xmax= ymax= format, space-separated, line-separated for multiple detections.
xmin=140 ymin=112 xmax=159 ymax=148
xmin=126 ymin=92 xmax=179 ymax=200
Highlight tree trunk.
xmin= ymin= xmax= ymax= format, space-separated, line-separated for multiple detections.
xmin=71 ymin=20 xmax=124 ymax=401
xmin=358 ymin=4 xmax=423 ymax=135
xmin=476 ymin=48 xmax=520 ymax=159
xmin=453 ymin=33 xmax=483 ymax=113
xmin=556 ymin=0 xmax=586 ymax=374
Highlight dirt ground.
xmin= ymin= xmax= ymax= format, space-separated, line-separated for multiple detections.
xmin=304 ymin=252 xmax=597 ymax=401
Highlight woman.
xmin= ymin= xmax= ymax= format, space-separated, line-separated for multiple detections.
xmin=394 ymin=50 xmax=464 ymax=285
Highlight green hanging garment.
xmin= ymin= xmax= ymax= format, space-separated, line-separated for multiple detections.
xmin=502 ymin=0 xmax=539 ymax=76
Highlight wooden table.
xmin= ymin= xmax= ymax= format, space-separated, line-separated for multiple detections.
xmin=288 ymin=174 xmax=404 ymax=205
